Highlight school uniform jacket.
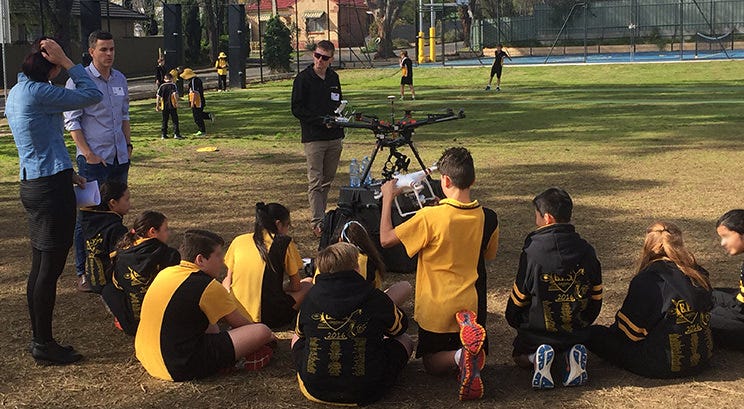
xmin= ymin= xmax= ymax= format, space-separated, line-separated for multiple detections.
xmin=112 ymin=239 xmax=181 ymax=310
xmin=80 ymin=208 xmax=127 ymax=293
xmin=291 ymin=64 xmax=344 ymax=143
xmin=295 ymin=270 xmax=408 ymax=405
xmin=505 ymin=223 xmax=602 ymax=352
xmin=608 ymin=260 xmax=713 ymax=378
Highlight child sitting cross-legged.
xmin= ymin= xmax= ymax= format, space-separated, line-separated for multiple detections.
xmin=505 ymin=187 xmax=602 ymax=389
xmin=135 ymin=229 xmax=275 ymax=381
xmin=292 ymin=242 xmax=413 ymax=405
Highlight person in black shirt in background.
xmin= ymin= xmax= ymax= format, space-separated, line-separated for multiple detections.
xmin=155 ymin=57 xmax=165 ymax=89
xmin=291 ymin=40 xmax=345 ymax=237
xmin=485 ymin=43 xmax=512 ymax=91
xmin=156 ymin=73 xmax=183 ymax=140
xmin=399 ymin=50 xmax=416 ymax=100
xmin=180 ymin=68 xmax=214 ymax=136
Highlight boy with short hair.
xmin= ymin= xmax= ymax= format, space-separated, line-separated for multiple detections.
xmin=505 ymin=187 xmax=602 ymax=389
xmin=485 ymin=43 xmax=512 ymax=91
xmin=292 ymin=242 xmax=412 ymax=405
xmin=155 ymin=72 xmax=183 ymax=140
xmin=135 ymin=229 xmax=275 ymax=381
xmin=380 ymin=147 xmax=499 ymax=401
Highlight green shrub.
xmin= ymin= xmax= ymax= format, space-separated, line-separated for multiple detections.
xmin=264 ymin=16 xmax=292 ymax=72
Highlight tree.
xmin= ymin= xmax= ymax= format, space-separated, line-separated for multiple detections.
xmin=458 ymin=5 xmax=472 ymax=47
xmin=39 ymin=0 xmax=73 ymax=49
xmin=202 ymin=0 xmax=226 ymax=63
xmin=366 ymin=0 xmax=406 ymax=59
xmin=263 ymin=15 xmax=292 ymax=72
xmin=183 ymin=1 xmax=202 ymax=65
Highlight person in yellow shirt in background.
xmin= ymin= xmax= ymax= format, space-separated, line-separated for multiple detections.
xmin=215 ymin=51 xmax=229 ymax=91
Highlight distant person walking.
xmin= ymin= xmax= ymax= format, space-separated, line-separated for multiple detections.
xmin=156 ymin=73 xmax=183 ymax=140
xmin=485 ymin=44 xmax=512 ymax=91
xmin=180 ymin=68 xmax=214 ymax=136
xmin=215 ymin=52 xmax=229 ymax=91
xmin=6 ymin=37 xmax=102 ymax=364
xmin=399 ymin=50 xmax=415 ymax=100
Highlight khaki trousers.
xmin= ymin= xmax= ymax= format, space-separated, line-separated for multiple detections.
xmin=304 ymin=138 xmax=343 ymax=225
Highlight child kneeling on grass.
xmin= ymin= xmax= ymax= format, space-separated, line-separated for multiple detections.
xmin=102 ymin=211 xmax=180 ymax=335
xmin=380 ymin=147 xmax=499 ymax=401
xmin=292 ymin=242 xmax=413 ymax=405
xmin=505 ymin=187 xmax=602 ymax=389
xmin=135 ymin=229 xmax=275 ymax=381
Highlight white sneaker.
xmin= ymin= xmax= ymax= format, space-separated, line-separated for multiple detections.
xmin=562 ymin=344 xmax=588 ymax=387
xmin=532 ymin=344 xmax=554 ymax=389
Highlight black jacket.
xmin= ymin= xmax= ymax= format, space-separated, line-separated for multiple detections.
xmin=295 ymin=270 xmax=407 ymax=405
xmin=112 ymin=238 xmax=180 ymax=295
xmin=80 ymin=208 xmax=128 ymax=293
xmin=291 ymin=64 xmax=344 ymax=143
xmin=609 ymin=260 xmax=713 ymax=377
xmin=505 ymin=223 xmax=602 ymax=352
xmin=187 ymin=76 xmax=206 ymax=109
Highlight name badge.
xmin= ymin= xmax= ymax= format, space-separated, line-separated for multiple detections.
xmin=112 ymin=87 xmax=125 ymax=96
xmin=330 ymin=92 xmax=340 ymax=102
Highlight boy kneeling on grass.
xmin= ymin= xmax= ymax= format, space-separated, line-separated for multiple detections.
xmin=135 ymin=229 xmax=275 ymax=381
xmin=292 ymin=242 xmax=413 ymax=405
xmin=380 ymin=147 xmax=500 ymax=401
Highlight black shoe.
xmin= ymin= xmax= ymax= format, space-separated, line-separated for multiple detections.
xmin=76 ymin=275 xmax=92 ymax=293
xmin=31 ymin=340 xmax=83 ymax=365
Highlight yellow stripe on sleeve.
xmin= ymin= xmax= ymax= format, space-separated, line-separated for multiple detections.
xmin=512 ymin=282 xmax=528 ymax=302
xmin=617 ymin=320 xmax=645 ymax=342
xmin=617 ymin=311 xmax=648 ymax=336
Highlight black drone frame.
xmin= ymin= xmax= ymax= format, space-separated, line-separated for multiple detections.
xmin=323 ymin=108 xmax=465 ymax=182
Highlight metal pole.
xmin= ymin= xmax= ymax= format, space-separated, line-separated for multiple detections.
xmin=418 ymin=0 xmax=425 ymax=63
xmin=2 ymin=43 xmax=7 ymax=112
xmin=496 ymin=0 xmax=500 ymax=45
xmin=441 ymin=4 xmax=445 ymax=66
xmin=583 ymin=2 xmax=587 ymax=63
xmin=680 ymin=0 xmax=684 ymax=60
xmin=258 ymin=0 xmax=264 ymax=82
xmin=295 ymin=0 xmax=300 ymax=74
xmin=429 ymin=3 xmax=436 ymax=62
xmin=327 ymin=0 xmax=331 ymax=41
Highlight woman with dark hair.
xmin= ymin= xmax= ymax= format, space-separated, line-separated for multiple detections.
xmin=223 ymin=202 xmax=313 ymax=329
xmin=588 ymin=221 xmax=713 ymax=378
xmin=6 ymin=38 xmax=102 ymax=365
xmin=711 ymin=209 xmax=744 ymax=349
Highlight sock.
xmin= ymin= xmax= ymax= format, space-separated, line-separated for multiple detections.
xmin=454 ymin=348 xmax=463 ymax=367
xmin=528 ymin=353 xmax=536 ymax=364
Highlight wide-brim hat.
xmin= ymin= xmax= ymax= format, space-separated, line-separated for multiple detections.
xmin=180 ymin=68 xmax=196 ymax=80
xmin=218 ymin=52 xmax=227 ymax=58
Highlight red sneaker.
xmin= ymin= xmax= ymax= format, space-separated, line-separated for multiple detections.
xmin=458 ymin=348 xmax=485 ymax=400
xmin=455 ymin=310 xmax=486 ymax=355
xmin=113 ymin=318 xmax=123 ymax=332
xmin=241 ymin=345 xmax=274 ymax=371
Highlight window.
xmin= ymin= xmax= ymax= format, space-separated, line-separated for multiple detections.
xmin=305 ymin=11 xmax=326 ymax=33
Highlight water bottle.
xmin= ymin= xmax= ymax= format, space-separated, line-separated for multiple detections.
xmin=360 ymin=156 xmax=372 ymax=186
xmin=349 ymin=158 xmax=360 ymax=187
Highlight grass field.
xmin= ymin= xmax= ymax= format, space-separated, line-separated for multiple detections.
xmin=2 ymin=60 xmax=744 ymax=408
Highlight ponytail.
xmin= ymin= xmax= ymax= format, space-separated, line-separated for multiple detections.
xmin=252 ymin=202 xmax=290 ymax=269
xmin=115 ymin=210 xmax=167 ymax=251
xmin=338 ymin=220 xmax=386 ymax=280
xmin=637 ymin=221 xmax=711 ymax=290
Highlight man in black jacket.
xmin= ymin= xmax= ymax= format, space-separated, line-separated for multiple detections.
xmin=505 ymin=187 xmax=602 ymax=389
xmin=291 ymin=40 xmax=345 ymax=237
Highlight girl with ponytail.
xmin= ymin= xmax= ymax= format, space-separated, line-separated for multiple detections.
xmin=588 ymin=221 xmax=713 ymax=378
xmin=223 ymin=202 xmax=312 ymax=329
xmin=102 ymin=210 xmax=180 ymax=335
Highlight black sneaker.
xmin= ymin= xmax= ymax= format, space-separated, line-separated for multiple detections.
xmin=31 ymin=340 xmax=83 ymax=365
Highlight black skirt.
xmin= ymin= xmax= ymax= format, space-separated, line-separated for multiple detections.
xmin=19 ymin=169 xmax=76 ymax=251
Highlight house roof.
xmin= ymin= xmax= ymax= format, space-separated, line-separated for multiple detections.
xmin=71 ymin=0 xmax=149 ymax=20
xmin=246 ymin=0 xmax=367 ymax=13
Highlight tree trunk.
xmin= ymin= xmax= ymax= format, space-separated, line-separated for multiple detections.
xmin=202 ymin=0 xmax=225 ymax=62
xmin=367 ymin=0 xmax=404 ymax=59
xmin=44 ymin=0 xmax=73 ymax=50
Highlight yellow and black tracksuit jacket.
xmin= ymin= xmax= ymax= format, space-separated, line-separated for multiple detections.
xmin=709 ymin=261 xmax=744 ymax=349
xmin=294 ymin=270 xmax=408 ymax=405
xmin=105 ymin=238 xmax=180 ymax=335
xmin=80 ymin=207 xmax=127 ymax=293
xmin=505 ymin=223 xmax=602 ymax=354
xmin=591 ymin=260 xmax=713 ymax=378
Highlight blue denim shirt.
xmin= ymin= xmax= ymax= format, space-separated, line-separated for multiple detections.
xmin=63 ymin=64 xmax=130 ymax=165
xmin=6 ymin=65 xmax=103 ymax=181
